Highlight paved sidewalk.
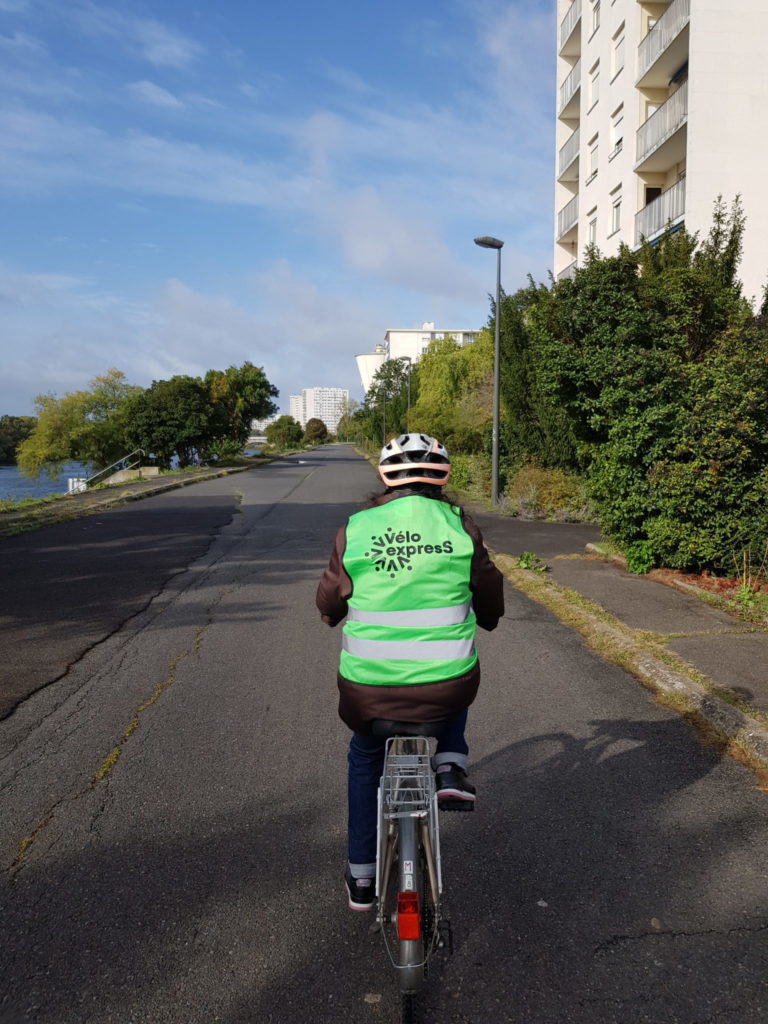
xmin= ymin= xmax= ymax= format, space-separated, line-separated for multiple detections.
xmin=469 ymin=505 xmax=768 ymax=747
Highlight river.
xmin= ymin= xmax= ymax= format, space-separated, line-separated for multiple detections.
xmin=0 ymin=463 xmax=90 ymax=502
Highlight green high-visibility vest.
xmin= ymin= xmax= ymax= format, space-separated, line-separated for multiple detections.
xmin=340 ymin=496 xmax=477 ymax=686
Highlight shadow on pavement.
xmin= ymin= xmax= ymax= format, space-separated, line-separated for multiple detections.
xmin=3 ymin=716 xmax=767 ymax=1024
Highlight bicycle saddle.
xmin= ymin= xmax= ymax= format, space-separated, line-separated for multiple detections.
xmin=370 ymin=718 xmax=450 ymax=739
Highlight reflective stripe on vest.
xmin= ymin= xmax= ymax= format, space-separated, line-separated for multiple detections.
xmin=342 ymin=635 xmax=475 ymax=661
xmin=346 ymin=601 xmax=472 ymax=628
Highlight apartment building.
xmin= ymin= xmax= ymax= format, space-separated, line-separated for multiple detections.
xmin=288 ymin=387 xmax=349 ymax=433
xmin=355 ymin=323 xmax=478 ymax=394
xmin=554 ymin=0 xmax=768 ymax=302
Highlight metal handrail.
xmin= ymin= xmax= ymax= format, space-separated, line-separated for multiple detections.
xmin=637 ymin=0 xmax=690 ymax=80
xmin=557 ymin=194 xmax=579 ymax=238
xmin=559 ymin=128 xmax=580 ymax=176
xmin=78 ymin=449 xmax=146 ymax=489
xmin=636 ymin=81 xmax=688 ymax=164
xmin=559 ymin=59 xmax=581 ymax=114
xmin=560 ymin=0 xmax=582 ymax=50
xmin=635 ymin=177 xmax=686 ymax=243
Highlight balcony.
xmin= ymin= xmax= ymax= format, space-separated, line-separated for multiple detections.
xmin=558 ymin=128 xmax=580 ymax=181
xmin=635 ymin=177 xmax=686 ymax=244
xmin=635 ymin=81 xmax=688 ymax=171
xmin=637 ymin=0 xmax=690 ymax=88
xmin=557 ymin=261 xmax=578 ymax=281
xmin=558 ymin=59 xmax=581 ymax=119
xmin=559 ymin=0 xmax=581 ymax=57
xmin=557 ymin=194 xmax=579 ymax=239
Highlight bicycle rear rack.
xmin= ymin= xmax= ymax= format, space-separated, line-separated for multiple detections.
xmin=380 ymin=736 xmax=434 ymax=819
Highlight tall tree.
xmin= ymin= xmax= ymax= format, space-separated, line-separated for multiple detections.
xmin=17 ymin=370 xmax=142 ymax=478
xmin=124 ymin=376 xmax=217 ymax=469
xmin=0 ymin=416 xmax=36 ymax=465
xmin=265 ymin=415 xmax=303 ymax=449
xmin=205 ymin=361 xmax=278 ymax=456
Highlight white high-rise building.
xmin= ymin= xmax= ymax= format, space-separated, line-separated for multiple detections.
xmin=355 ymin=323 xmax=479 ymax=394
xmin=288 ymin=388 xmax=349 ymax=432
xmin=554 ymin=0 xmax=768 ymax=303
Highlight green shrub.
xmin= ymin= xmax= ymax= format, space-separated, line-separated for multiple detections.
xmin=502 ymin=463 xmax=593 ymax=521
xmin=625 ymin=540 xmax=656 ymax=575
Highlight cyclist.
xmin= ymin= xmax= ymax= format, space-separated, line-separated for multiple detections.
xmin=316 ymin=432 xmax=505 ymax=910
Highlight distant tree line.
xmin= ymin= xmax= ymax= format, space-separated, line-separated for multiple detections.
xmin=13 ymin=362 xmax=279 ymax=477
xmin=0 ymin=416 xmax=36 ymax=465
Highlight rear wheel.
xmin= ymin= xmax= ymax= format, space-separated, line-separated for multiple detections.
xmin=400 ymin=992 xmax=424 ymax=1024
xmin=396 ymin=816 xmax=425 ymax=995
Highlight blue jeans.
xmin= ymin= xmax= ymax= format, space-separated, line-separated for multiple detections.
xmin=347 ymin=709 xmax=469 ymax=876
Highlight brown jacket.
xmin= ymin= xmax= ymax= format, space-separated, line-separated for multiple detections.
xmin=316 ymin=490 xmax=505 ymax=733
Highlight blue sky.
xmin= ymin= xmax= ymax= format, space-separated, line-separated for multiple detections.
xmin=0 ymin=0 xmax=555 ymax=416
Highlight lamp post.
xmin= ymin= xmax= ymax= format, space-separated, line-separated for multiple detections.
xmin=401 ymin=356 xmax=412 ymax=431
xmin=473 ymin=235 xmax=504 ymax=506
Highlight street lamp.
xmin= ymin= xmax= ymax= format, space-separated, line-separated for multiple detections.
xmin=474 ymin=235 xmax=504 ymax=506
xmin=401 ymin=356 xmax=412 ymax=431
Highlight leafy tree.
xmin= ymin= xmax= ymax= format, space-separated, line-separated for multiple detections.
xmin=17 ymin=369 xmax=142 ymax=478
xmin=304 ymin=417 xmax=329 ymax=443
xmin=124 ymin=376 xmax=215 ymax=469
xmin=363 ymin=358 xmax=415 ymax=444
xmin=265 ymin=415 xmax=303 ymax=449
xmin=335 ymin=398 xmax=362 ymax=441
xmin=205 ymin=361 xmax=278 ymax=451
xmin=0 ymin=415 xmax=36 ymax=464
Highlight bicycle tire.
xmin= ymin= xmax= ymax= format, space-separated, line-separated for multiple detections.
xmin=396 ymin=815 xmax=425 ymax=995
xmin=400 ymin=992 xmax=424 ymax=1024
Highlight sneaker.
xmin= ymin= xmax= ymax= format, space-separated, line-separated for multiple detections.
xmin=436 ymin=764 xmax=476 ymax=812
xmin=345 ymin=867 xmax=375 ymax=911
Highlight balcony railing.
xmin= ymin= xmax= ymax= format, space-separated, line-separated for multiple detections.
xmin=557 ymin=194 xmax=579 ymax=238
xmin=557 ymin=261 xmax=578 ymax=281
xmin=560 ymin=0 xmax=582 ymax=51
xmin=637 ymin=0 xmax=690 ymax=81
xmin=559 ymin=59 xmax=581 ymax=115
xmin=635 ymin=177 xmax=686 ymax=243
xmin=636 ymin=81 xmax=688 ymax=165
xmin=558 ymin=128 xmax=580 ymax=177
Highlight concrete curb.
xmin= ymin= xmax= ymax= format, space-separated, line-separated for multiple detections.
xmin=494 ymin=553 xmax=768 ymax=770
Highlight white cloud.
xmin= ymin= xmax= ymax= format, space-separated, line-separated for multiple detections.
xmin=0 ymin=30 xmax=47 ymax=56
xmin=127 ymin=80 xmax=183 ymax=110
xmin=0 ymin=264 xmax=386 ymax=415
xmin=75 ymin=5 xmax=202 ymax=68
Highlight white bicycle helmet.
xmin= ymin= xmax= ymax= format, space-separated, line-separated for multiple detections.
xmin=378 ymin=433 xmax=451 ymax=488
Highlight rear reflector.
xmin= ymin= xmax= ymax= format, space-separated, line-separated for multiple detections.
xmin=397 ymin=892 xmax=420 ymax=940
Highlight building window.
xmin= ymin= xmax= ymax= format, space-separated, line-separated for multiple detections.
xmin=588 ymin=61 xmax=600 ymax=109
xmin=611 ymin=194 xmax=622 ymax=233
xmin=590 ymin=0 xmax=600 ymax=34
xmin=612 ymin=25 xmax=625 ymax=77
xmin=587 ymin=208 xmax=598 ymax=246
xmin=586 ymin=134 xmax=598 ymax=184
xmin=609 ymin=105 xmax=624 ymax=160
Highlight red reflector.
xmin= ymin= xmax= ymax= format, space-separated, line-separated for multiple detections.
xmin=397 ymin=892 xmax=420 ymax=940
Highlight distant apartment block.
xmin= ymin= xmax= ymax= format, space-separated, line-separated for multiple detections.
xmin=288 ymin=387 xmax=349 ymax=433
xmin=554 ymin=0 xmax=768 ymax=302
xmin=355 ymin=322 xmax=478 ymax=394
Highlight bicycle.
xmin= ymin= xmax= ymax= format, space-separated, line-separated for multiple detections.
xmin=371 ymin=719 xmax=453 ymax=1024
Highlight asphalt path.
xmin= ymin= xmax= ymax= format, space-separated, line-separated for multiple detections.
xmin=1 ymin=446 xmax=767 ymax=1023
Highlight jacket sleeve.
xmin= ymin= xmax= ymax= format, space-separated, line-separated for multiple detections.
xmin=316 ymin=525 xmax=352 ymax=626
xmin=462 ymin=513 xmax=505 ymax=631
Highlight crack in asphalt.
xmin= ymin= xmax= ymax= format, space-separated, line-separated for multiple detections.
xmin=594 ymin=920 xmax=768 ymax=957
